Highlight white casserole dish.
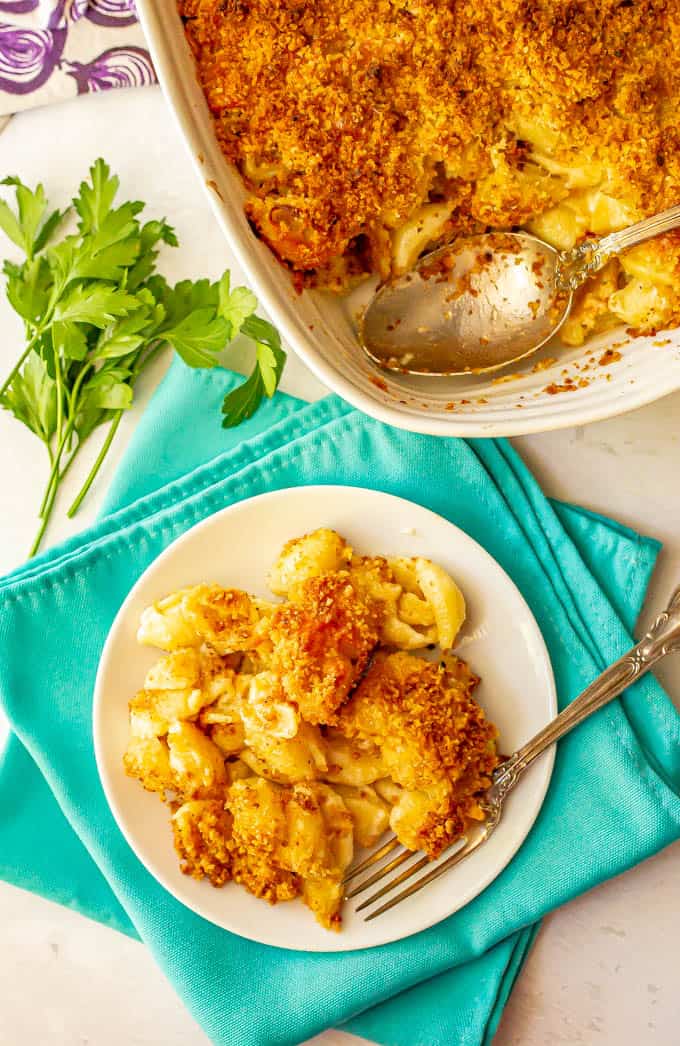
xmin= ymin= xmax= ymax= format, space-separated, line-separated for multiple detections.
xmin=137 ymin=0 xmax=680 ymax=437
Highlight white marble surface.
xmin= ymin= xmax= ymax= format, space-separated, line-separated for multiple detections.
xmin=0 ymin=87 xmax=679 ymax=1046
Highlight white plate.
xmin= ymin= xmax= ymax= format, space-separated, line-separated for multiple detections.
xmin=94 ymin=486 xmax=556 ymax=952
xmin=137 ymin=0 xmax=680 ymax=437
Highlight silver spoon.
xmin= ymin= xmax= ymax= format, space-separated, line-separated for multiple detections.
xmin=360 ymin=204 xmax=680 ymax=376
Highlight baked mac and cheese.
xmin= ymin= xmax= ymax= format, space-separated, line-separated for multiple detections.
xmin=124 ymin=528 xmax=499 ymax=930
xmin=179 ymin=0 xmax=680 ymax=347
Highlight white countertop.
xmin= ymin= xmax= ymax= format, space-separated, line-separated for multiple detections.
xmin=0 ymin=88 xmax=679 ymax=1046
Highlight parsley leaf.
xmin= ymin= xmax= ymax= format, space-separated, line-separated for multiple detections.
xmin=51 ymin=320 xmax=89 ymax=362
xmin=45 ymin=236 xmax=78 ymax=295
xmin=126 ymin=219 xmax=178 ymax=291
xmin=73 ymin=234 xmax=141 ymax=283
xmin=73 ymin=159 xmax=120 ymax=235
xmin=162 ymin=308 xmax=231 ymax=367
xmin=3 ymin=256 xmax=51 ymax=323
xmin=0 ymin=177 xmax=67 ymax=260
xmin=257 ymin=342 xmax=281 ymax=396
xmin=220 ymin=367 xmax=265 ymax=428
xmin=95 ymin=316 xmax=146 ymax=359
xmin=241 ymin=314 xmax=283 ymax=353
xmin=222 ymin=320 xmax=286 ymax=427
xmin=218 ymin=272 xmax=257 ymax=333
xmin=53 ymin=283 xmax=140 ymax=327
xmin=0 ymin=197 xmax=24 ymax=253
xmin=81 ymin=370 xmax=134 ymax=410
xmin=74 ymin=403 xmax=110 ymax=442
xmin=0 ymin=351 xmax=57 ymax=444
xmin=34 ymin=207 xmax=68 ymax=254
xmin=156 ymin=277 xmax=219 ymax=326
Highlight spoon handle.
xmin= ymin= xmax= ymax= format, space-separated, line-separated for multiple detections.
xmin=599 ymin=204 xmax=680 ymax=255
xmin=558 ymin=203 xmax=680 ymax=290
xmin=491 ymin=585 xmax=680 ymax=797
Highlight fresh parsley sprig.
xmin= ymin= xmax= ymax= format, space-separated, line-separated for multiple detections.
xmin=0 ymin=160 xmax=286 ymax=556
xmin=222 ymin=313 xmax=286 ymax=427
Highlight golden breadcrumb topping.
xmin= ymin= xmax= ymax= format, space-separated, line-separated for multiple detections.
xmin=268 ymin=572 xmax=382 ymax=724
xmin=227 ymin=778 xmax=302 ymax=903
xmin=172 ymin=799 xmax=234 ymax=886
xmin=338 ymin=651 xmax=498 ymax=856
xmin=179 ymin=0 xmax=680 ymax=295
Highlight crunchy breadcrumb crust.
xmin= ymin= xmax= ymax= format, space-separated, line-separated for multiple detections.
xmin=268 ymin=572 xmax=382 ymax=724
xmin=227 ymin=778 xmax=302 ymax=904
xmin=179 ymin=0 xmax=680 ymax=294
xmin=338 ymin=651 xmax=498 ymax=856
xmin=172 ymin=799 xmax=234 ymax=886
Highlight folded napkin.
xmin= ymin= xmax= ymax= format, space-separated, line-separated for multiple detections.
xmin=0 ymin=1 xmax=155 ymax=116
xmin=1 ymin=358 xmax=680 ymax=1046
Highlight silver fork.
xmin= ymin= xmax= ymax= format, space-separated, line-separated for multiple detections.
xmin=344 ymin=585 xmax=680 ymax=921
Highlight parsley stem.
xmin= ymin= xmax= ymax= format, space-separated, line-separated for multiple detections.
xmin=68 ymin=360 xmax=92 ymax=416
xmin=67 ymin=410 xmax=122 ymax=518
xmin=30 ymin=408 xmax=86 ymax=554
xmin=37 ymin=441 xmax=61 ymax=518
xmin=29 ymin=458 xmax=68 ymax=557
xmin=30 ymin=448 xmax=65 ymax=557
xmin=29 ymin=512 xmax=50 ymax=560
xmin=37 ymin=415 xmax=75 ymax=518
xmin=38 ymin=362 xmax=92 ymax=518
xmin=54 ymin=361 xmax=64 ymax=466
xmin=59 ymin=432 xmax=90 ymax=483
xmin=57 ymin=441 xmax=82 ymax=486
xmin=63 ymin=343 xmax=164 ymax=521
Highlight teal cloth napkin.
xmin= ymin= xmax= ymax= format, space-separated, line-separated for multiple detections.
xmin=1 ymin=358 xmax=680 ymax=1046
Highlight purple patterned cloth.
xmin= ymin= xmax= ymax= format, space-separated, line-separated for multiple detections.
xmin=0 ymin=0 xmax=156 ymax=114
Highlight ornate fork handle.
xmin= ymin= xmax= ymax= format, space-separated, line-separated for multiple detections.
xmin=492 ymin=586 xmax=680 ymax=801
xmin=557 ymin=204 xmax=680 ymax=291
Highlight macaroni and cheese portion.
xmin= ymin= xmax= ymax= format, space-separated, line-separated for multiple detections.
xmin=124 ymin=528 xmax=498 ymax=930
xmin=179 ymin=0 xmax=680 ymax=346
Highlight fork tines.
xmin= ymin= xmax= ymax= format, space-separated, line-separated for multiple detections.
xmin=345 ymin=827 xmax=488 ymax=921
xmin=342 ymin=834 xmax=400 ymax=885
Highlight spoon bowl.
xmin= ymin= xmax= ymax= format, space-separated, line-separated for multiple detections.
xmin=360 ymin=233 xmax=571 ymax=376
